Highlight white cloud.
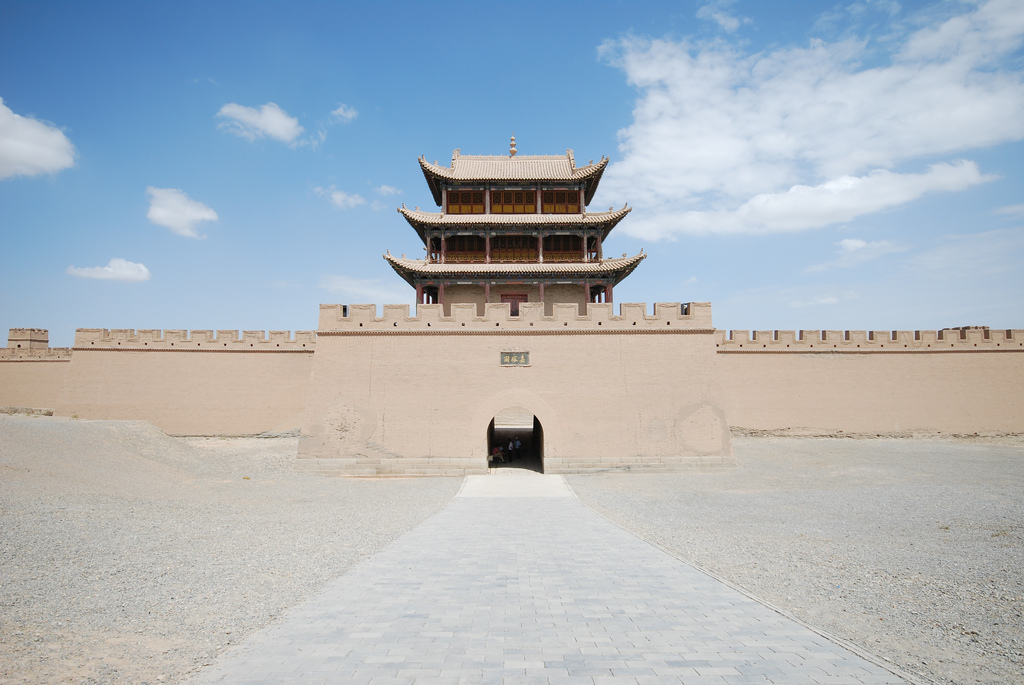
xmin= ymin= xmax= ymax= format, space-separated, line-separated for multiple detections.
xmin=598 ymin=0 xmax=1024 ymax=238
xmin=319 ymin=274 xmax=410 ymax=303
xmin=993 ymin=203 xmax=1024 ymax=217
xmin=696 ymin=0 xmax=750 ymax=33
xmin=67 ymin=258 xmax=151 ymax=282
xmin=330 ymin=104 xmax=358 ymax=123
xmin=315 ymin=185 xmax=366 ymax=209
xmin=375 ymin=184 xmax=402 ymax=196
xmin=626 ymin=161 xmax=991 ymax=238
xmin=907 ymin=227 xmax=1024 ymax=275
xmin=805 ymin=237 xmax=906 ymax=272
xmin=216 ymin=102 xmax=304 ymax=144
xmin=146 ymin=187 xmax=219 ymax=238
xmin=0 ymin=98 xmax=75 ymax=180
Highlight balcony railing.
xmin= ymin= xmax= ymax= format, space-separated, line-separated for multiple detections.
xmin=445 ymin=251 xmax=486 ymax=263
xmin=542 ymin=251 xmax=584 ymax=263
xmin=491 ymin=250 xmax=538 ymax=263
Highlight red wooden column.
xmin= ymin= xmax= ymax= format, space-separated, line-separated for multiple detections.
xmin=581 ymin=232 xmax=587 ymax=262
xmin=439 ymin=282 xmax=445 ymax=314
xmin=484 ymin=282 xmax=490 ymax=310
xmin=582 ymin=280 xmax=590 ymax=314
xmin=596 ymin=235 xmax=602 ymax=260
xmin=606 ymin=284 xmax=613 ymax=303
xmin=415 ymin=284 xmax=423 ymax=305
xmin=485 ymin=232 xmax=491 ymax=263
xmin=537 ymin=233 xmax=544 ymax=263
xmin=441 ymin=234 xmax=447 ymax=263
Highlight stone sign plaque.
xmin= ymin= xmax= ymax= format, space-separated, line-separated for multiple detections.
xmin=500 ymin=351 xmax=530 ymax=366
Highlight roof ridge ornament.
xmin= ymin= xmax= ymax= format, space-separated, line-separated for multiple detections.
xmin=566 ymin=149 xmax=575 ymax=169
xmin=509 ymin=135 xmax=517 ymax=157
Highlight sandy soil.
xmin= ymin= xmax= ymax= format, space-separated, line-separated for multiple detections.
xmin=2 ymin=416 xmax=1021 ymax=684
xmin=569 ymin=436 xmax=1024 ymax=685
xmin=0 ymin=416 xmax=461 ymax=684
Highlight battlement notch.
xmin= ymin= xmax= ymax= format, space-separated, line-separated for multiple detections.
xmin=716 ymin=327 xmax=1024 ymax=352
xmin=73 ymin=328 xmax=316 ymax=351
xmin=318 ymin=302 xmax=713 ymax=333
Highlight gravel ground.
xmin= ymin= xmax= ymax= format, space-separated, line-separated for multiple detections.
xmin=0 ymin=415 xmax=461 ymax=684
xmin=568 ymin=436 xmax=1024 ymax=685
xmin=3 ymin=418 xmax=1022 ymax=685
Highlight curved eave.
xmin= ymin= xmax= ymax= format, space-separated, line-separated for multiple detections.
xmin=418 ymin=156 xmax=610 ymax=207
xmin=384 ymin=252 xmax=646 ymax=288
xmin=398 ymin=205 xmax=632 ymax=244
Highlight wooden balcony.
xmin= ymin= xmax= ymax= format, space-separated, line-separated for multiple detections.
xmin=543 ymin=251 xmax=584 ymax=263
xmin=491 ymin=250 xmax=539 ymax=263
xmin=445 ymin=252 xmax=486 ymax=263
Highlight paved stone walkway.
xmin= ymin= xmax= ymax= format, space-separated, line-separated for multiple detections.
xmin=192 ymin=471 xmax=909 ymax=684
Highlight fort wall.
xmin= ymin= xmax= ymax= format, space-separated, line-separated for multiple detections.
xmin=58 ymin=329 xmax=315 ymax=435
xmin=299 ymin=302 xmax=730 ymax=475
xmin=0 ymin=328 xmax=72 ymax=412
xmin=3 ymin=316 xmax=1022 ymax=467
xmin=715 ymin=328 xmax=1024 ymax=434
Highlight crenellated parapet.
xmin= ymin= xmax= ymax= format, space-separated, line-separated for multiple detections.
xmin=2 ymin=328 xmax=71 ymax=361
xmin=317 ymin=302 xmax=713 ymax=334
xmin=73 ymin=329 xmax=316 ymax=352
xmin=715 ymin=327 xmax=1024 ymax=353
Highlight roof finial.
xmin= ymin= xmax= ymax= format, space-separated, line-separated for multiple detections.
xmin=509 ymin=134 xmax=517 ymax=157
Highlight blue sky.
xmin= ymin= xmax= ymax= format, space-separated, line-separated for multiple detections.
xmin=1 ymin=0 xmax=1022 ymax=346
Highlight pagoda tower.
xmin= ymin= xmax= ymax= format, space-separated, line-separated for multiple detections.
xmin=385 ymin=137 xmax=645 ymax=315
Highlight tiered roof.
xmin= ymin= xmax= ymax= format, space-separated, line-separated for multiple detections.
xmin=398 ymin=205 xmax=631 ymax=243
xmin=384 ymin=252 xmax=646 ymax=286
xmin=418 ymin=149 xmax=608 ymax=205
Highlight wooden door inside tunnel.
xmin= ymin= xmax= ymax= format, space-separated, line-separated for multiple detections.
xmin=487 ymin=407 xmax=543 ymax=472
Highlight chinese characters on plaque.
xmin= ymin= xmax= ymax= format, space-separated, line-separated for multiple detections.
xmin=500 ymin=351 xmax=530 ymax=366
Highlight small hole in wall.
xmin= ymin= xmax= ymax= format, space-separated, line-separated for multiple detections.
xmin=462 ymin=323 xmax=465 ymax=326
xmin=427 ymin=323 xmax=431 ymax=327
xmin=394 ymin=322 xmax=398 ymax=327
xmin=564 ymin=322 xmax=568 ymax=326
xmin=598 ymin=321 xmax=602 ymax=325
xmin=496 ymin=323 xmax=499 ymax=327
xmin=118 ymin=342 xmax=121 ymax=345
xmin=250 ymin=344 xmax=253 ymax=347
xmin=302 ymin=344 xmax=306 ymax=347
xmin=530 ymin=323 xmax=534 ymax=326
xmin=171 ymin=343 xmax=174 ymax=347
xmin=632 ymin=321 xmax=636 ymax=325
xmin=666 ymin=321 xmax=671 ymax=325
xmin=223 ymin=343 xmax=226 ymax=347
xmin=276 ymin=344 xmax=280 ymax=347
xmin=16 ymin=344 xmax=20 ymax=348
xmin=359 ymin=323 xmax=363 ymax=327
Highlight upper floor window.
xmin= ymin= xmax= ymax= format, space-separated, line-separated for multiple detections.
xmin=491 ymin=190 xmax=537 ymax=214
xmin=447 ymin=190 xmax=484 ymax=214
xmin=542 ymin=189 xmax=581 ymax=214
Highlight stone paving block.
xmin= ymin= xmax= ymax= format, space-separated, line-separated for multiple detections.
xmin=190 ymin=472 xmax=909 ymax=685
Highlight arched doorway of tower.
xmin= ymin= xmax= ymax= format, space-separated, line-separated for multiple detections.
xmin=486 ymin=405 xmax=543 ymax=473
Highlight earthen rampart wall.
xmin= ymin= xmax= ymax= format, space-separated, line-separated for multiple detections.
xmin=715 ymin=328 xmax=1024 ymax=434
xmin=57 ymin=328 xmax=316 ymax=435
xmin=300 ymin=302 xmax=729 ymax=475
